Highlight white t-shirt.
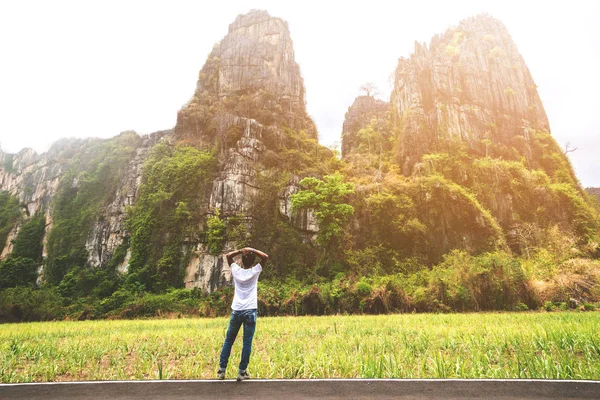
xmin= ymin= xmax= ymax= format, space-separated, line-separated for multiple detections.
xmin=230 ymin=262 xmax=262 ymax=311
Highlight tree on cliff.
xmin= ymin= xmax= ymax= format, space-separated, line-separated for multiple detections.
xmin=291 ymin=173 xmax=354 ymax=275
xmin=359 ymin=82 xmax=378 ymax=98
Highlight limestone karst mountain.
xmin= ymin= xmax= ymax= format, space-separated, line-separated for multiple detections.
xmin=390 ymin=14 xmax=549 ymax=175
xmin=172 ymin=9 xmax=325 ymax=290
xmin=342 ymin=14 xmax=597 ymax=266
xmin=0 ymin=11 xmax=598 ymax=319
xmin=175 ymin=9 xmax=319 ymax=219
xmin=176 ymin=9 xmax=316 ymax=143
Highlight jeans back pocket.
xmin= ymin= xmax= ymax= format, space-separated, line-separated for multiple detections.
xmin=245 ymin=311 xmax=256 ymax=326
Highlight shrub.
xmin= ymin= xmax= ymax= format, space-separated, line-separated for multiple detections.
xmin=11 ymin=212 xmax=46 ymax=261
xmin=514 ymin=302 xmax=529 ymax=311
xmin=427 ymin=250 xmax=534 ymax=311
xmin=0 ymin=256 xmax=38 ymax=289
xmin=0 ymin=287 xmax=65 ymax=322
xmin=206 ymin=209 xmax=226 ymax=255
xmin=356 ymin=279 xmax=372 ymax=296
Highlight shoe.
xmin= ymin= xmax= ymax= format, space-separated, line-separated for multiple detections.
xmin=237 ymin=370 xmax=250 ymax=382
xmin=217 ymin=369 xmax=226 ymax=380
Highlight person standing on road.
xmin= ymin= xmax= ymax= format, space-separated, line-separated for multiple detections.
xmin=217 ymin=247 xmax=269 ymax=381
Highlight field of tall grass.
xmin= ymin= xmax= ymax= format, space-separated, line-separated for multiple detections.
xmin=1 ymin=312 xmax=599 ymax=382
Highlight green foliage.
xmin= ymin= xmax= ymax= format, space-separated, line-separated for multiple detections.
xmin=356 ymin=118 xmax=390 ymax=160
xmin=126 ymin=143 xmax=216 ymax=292
xmin=0 ymin=211 xmax=46 ymax=289
xmin=11 ymin=212 xmax=46 ymax=261
xmin=0 ymin=191 xmax=20 ymax=255
xmin=107 ymin=238 xmax=129 ymax=270
xmin=355 ymin=278 xmax=372 ymax=296
xmin=113 ymin=288 xmax=206 ymax=319
xmin=423 ymin=175 xmax=505 ymax=247
xmin=381 ymin=128 xmax=600 ymax=263
xmin=346 ymin=245 xmax=401 ymax=276
xmin=548 ymin=183 xmax=599 ymax=242
xmin=275 ymin=128 xmax=342 ymax=176
xmin=514 ymin=302 xmax=528 ymax=311
xmin=0 ymin=250 xmax=597 ymax=320
xmin=206 ymin=209 xmax=226 ymax=255
xmin=362 ymin=188 xmax=426 ymax=262
xmin=57 ymin=265 xmax=122 ymax=301
xmin=354 ymin=171 xmax=506 ymax=266
xmin=247 ymin=170 xmax=316 ymax=281
xmin=45 ymin=133 xmax=140 ymax=285
xmin=0 ymin=257 xmax=37 ymax=289
xmin=530 ymin=131 xmax=579 ymax=186
xmin=0 ymin=286 xmax=64 ymax=322
xmin=427 ymin=250 xmax=534 ymax=311
xmin=291 ymin=173 xmax=355 ymax=248
xmin=226 ymin=213 xmax=249 ymax=249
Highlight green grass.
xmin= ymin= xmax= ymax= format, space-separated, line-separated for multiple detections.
xmin=1 ymin=312 xmax=599 ymax=382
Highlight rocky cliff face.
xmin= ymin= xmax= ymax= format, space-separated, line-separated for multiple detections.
xmin=84 ymin=132 xmax=171 ymax=270
xmin=391 ymin=14 xmax=549 ymax=174
xmin=0 ymin=131 xmax=171 ymax=274
xmin=175 ymin=10 xmax=319 ymax=290
xmin=201 ymin=10 xmax=305 ymax=111
xmin=176 ymin=9 xmax=318 ymax=223
xmin=176 ymin=9 xmax=315 ymax=144
xmin=0 ymin=138 xmax=95 ymax=260
xmin=341 ymin=95 xmax=390 ymax=158
xmin=1 ymin=139 xmax=86 ymax=218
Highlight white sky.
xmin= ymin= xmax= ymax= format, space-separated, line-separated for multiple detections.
xmin=0 ymin=0 xmax=599 ymax=186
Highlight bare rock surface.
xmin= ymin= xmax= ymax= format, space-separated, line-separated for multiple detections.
xmin=84 ymin=131 xmax=171 ymax=269
xmin=391 ymin=14 xmax=549 ymax=174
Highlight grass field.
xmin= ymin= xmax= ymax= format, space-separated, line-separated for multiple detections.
xmin=1 ymin=312 xmax=599 ymax=382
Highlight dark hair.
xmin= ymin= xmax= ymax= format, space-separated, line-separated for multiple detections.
xmin=242 ymin=252 xmax=256 ymax=268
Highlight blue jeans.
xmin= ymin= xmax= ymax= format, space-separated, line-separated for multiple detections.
xmin=219 ymin=309 xmax=257 ymax=371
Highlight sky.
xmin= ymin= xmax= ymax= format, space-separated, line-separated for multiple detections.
xmin=0 ymin=0 xmax=599 ymax=186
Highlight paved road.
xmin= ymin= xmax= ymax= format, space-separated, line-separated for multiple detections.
xmin=1 ymin=379 xmax=599 ymax=400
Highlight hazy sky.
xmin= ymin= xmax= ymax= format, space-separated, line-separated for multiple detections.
xmin=1 ymin=0 xmax=598 ymax=186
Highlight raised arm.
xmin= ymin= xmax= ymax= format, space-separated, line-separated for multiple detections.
xmin=226 ymin=249 xmax=244 ymax=267
xmin=226 ymin=247 xmax=269 ymax=267
xmin=247 ymin=247 xmax=269 ymax=265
